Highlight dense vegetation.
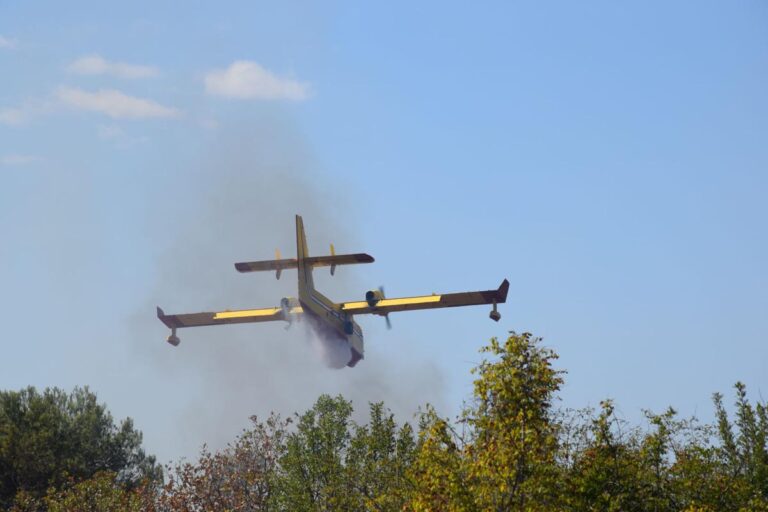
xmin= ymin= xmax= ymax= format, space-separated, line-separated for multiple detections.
xmin=2 ymin=333 xmax=766 ymax=511
xmin=0 ymin=387 xmax=159 ymax=510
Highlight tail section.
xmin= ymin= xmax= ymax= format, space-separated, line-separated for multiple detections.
xmin=234 ymin=216 xmax=372 ymax=283
xmin=296 ymin=215 xmax=315 ymax=296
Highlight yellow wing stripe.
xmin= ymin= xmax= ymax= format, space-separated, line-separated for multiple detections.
xmin=213 ymin=307 xmax=304 ymax=319
xmin=342 ymin=295 xmax=441 ymax=311
xmin=381 ymin=296 xmax=441 ymax=307
xmin=214 ymin=308 xmax=280 ymax=319
xmin=341 ymin=301 xmax=368 ymax=310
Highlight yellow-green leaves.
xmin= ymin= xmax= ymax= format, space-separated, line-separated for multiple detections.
xmin=465 ymin=332 xmax=564 ymax=511
xmin=408 ymin=332 xmax=565 ymax=511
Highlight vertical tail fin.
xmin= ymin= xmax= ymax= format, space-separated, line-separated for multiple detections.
xmin=296 ymin=215 xmax=314 ymax=294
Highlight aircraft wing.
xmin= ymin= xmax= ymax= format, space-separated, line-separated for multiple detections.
xmin=156 ymin=305 xmax=303 ymax=329
xmin=234 ymin=259 xmax=298 ymax=273
xmin=340 ymin=279 xmax=509 ymax=316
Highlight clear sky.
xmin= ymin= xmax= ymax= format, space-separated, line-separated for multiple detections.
xmin=1 ymin=1 xmax=767 ymax=463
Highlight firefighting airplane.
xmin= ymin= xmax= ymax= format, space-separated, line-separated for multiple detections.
xmin=157 ymin=215 xmax=509 ymax=367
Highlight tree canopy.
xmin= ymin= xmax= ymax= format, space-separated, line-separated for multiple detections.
xmin=0 ymin=386 xmax=159 ymax=509
xmin=2 ymin=333 xmax=767 ymax=511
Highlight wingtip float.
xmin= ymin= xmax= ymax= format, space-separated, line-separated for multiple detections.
xmin=158 ymin=215 xmax=509 ymax=368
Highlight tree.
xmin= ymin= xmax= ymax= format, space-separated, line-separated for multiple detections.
xmin=19 ymin=471 xmax=145 ymax=512
xmin=275 ymin=394 xmax=357 ymax=510
xmin=273 ymin=395 xmax=417 ymax=511
xmin=408 ymin=407 xmax=472 ymax=512
xmin=0 ymin=386 xmax=159 ymax=508
xmin=346 ymin=402 xmax=416 ymax=511
xmin=709 ymin=382 xmax=768 ymax=510
xmin=464 ymin=332 xmax=564 ymax=511
xmin=156 ymin=413 xmax=288 ymax=512
xmin=6 ymin=335 xmax=768 ymax=511
xmin=408 ymin=332 xmax=565 ymax=511
xmin=564 ymin=400 xmax=645 ymax=511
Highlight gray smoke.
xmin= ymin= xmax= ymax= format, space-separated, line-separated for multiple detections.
xmin=129 ymin=119 xmax=445 ymax=464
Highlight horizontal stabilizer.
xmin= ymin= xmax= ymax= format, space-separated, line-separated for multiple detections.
xmin=306 ymin=253 xmax=374 ymax=267
xmin=235 ymin=259 xmax=298 ymax=273
xmin=235 ymin=253 xmax=374 ymax=273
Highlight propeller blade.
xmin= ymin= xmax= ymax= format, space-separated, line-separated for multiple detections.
xmin=378 ymin=286 xmax=391 ymax=329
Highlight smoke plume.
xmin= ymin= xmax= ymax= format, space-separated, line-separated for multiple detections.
xmin=129 ymin=119 xmax=445 ymax=463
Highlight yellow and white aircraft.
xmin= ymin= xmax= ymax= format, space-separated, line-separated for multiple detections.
xmin=157 ymin=215 xmax=509 ymax=367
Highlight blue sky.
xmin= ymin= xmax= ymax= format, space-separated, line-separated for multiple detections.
xmin=1 ymin=1 xmax=767 ymax=462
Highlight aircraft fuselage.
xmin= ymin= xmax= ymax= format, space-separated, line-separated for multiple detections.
xmin=298 ymin=300 xmax=365 ymax=367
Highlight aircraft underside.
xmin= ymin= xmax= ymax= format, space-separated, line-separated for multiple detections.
xmin=301 ymin=307 xmax=364 ymax=368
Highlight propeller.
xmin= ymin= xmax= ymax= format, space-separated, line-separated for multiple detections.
xmin=379 ymin=286 xmax=392 ymax=330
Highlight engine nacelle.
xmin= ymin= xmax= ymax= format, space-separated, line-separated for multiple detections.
xmin=280 ymin=297 xmax=300 ymax=328
xmin=280 ymin=296 xmax=299 ymax=321
xmin=365 ymin=289 xmax=384 ymax=307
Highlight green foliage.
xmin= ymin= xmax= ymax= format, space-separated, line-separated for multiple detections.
xmin=408 ymin=407 xmax=472 ymax=512
xmin=275 ymin=394 xmax=356 ymax=510
xmin=564 ymin=400 xmax=651 ymax=511
xmin=3 ymin=335 xmax=767 ymax=511
xmin=0 ymin=386 xmax=159 ymax=509
xmin=346 ymin=402 xmax=416 ymax=511
xmin=709 ymin=382 xmax=768 ymax=509
xmin=272 ymin=395 xmax=416 ymax=511
xmin=407 ymin=332 xmax=567 ymax=511
xmin=465 ymin=332 xmax=564 ymax=511
xmin=31 ymin=471 xmax=145 ymax=512
xmin=565 ymin=402 xmax=706 ymax=510
xmin=406 ymin=332 xmax=768 ymax=512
